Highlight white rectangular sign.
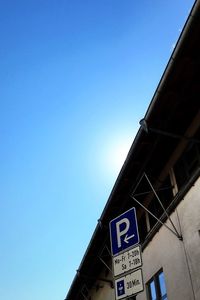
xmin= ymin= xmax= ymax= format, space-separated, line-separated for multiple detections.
xmin=115 ymin=268 xmax=144 ymax=300
xmin=113 ymin=245 xmax=142 ymax=277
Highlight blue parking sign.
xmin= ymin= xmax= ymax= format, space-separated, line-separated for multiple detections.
xmin=109 ymin=207 xmax=139 ymax=256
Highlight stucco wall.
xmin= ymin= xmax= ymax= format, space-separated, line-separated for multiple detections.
xmin=89 ymin=266 xmax=115 ymax=300
xmin=137 ymin=177 xmax=200 ymax=300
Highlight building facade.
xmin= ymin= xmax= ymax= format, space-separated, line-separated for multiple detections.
xmin=65 ymin=1 xmax=200 ymax=299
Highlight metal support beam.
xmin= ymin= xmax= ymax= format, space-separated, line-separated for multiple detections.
xmin=139 ymin=118 xmax=200 ymax=144
xmin=144 ymin=173 xmax=181 ymax=238
xmin=80 ymin=284 xmax=90 ymax=300
xmin=134 ymin=185 xmax=174 ymax=197
xmin=98 ymin=245 xmax=113 ymax=274
xmin=130 ymin=195 xmax=182 ymax=240
xmin=98 ymin=256 xmax=113 ymax=274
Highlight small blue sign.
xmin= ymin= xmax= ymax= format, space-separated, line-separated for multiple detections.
xmin=117 ymin=280 xmax=125 ymax=297
xmin=109 ymin=207 xmax=139 ymax=256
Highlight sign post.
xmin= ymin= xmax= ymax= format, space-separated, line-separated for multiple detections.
xmin=109 ymin=207 xmax=144 ymax=299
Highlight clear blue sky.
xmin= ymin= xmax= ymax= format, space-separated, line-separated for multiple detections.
xmin=0 ymin=1 xmax=195 ymax=299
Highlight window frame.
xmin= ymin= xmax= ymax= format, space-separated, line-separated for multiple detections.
xmin=146 ymin=269 xmax=167 ymax=300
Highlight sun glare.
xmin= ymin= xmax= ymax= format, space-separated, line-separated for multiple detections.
xmin=100 ymin=135 xmax=133 ymax=178
xmin=109 ymin=141 xmax=131 ymax=171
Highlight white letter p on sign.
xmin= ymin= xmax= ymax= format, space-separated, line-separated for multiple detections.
xmin=116 ymin=218 xmax=130 ymax=248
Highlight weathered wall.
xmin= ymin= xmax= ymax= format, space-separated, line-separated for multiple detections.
xmin=89 ymin=265 xmax=115 ymax=300
xmin=137 ymin=176 xmax=200 ymax=300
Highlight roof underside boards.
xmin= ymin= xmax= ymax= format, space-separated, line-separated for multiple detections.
xmin=65 ymin=1 xmax=200 ymax=299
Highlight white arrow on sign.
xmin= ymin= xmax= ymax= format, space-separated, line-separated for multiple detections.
xmin=124 ymin=234 xmax=135 ymax=244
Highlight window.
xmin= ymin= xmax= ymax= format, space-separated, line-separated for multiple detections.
xmin=147 ymin=269 xmax=167 ymax=300
xmin=174 ymin=142 xmax=200 ymax=189
xmin=135 ymin=174 xmax=174 ymax=243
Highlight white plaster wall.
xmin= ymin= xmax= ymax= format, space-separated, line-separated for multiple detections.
xmin=90 ymin=283 xmax=115 ymax=300
xmin=89 ymin=267 xmax=115 ymax=300
xmin=176 ymin=177 xmax=200 ymax=299
xmin=137 ymin=177 xmax=200 ymax=300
